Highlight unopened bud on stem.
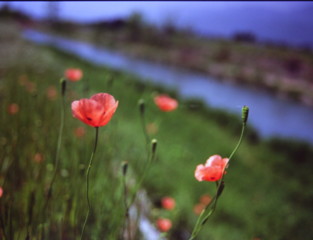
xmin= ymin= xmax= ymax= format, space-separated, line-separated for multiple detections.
xmin=151 ymin=139 xmax=157 ymax=154
xmin=138 ymin=99 xmax=145 ymax=115
xmin=242 ymin=105 xmax=249 ymax=126
xmin=60 ymin=78 xmax=66 ymax=97
xmin=122 ymin=161 xmax=128 ymax=176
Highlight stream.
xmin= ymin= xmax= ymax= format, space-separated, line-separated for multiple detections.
xmin=22 ymin=29 xmax=313 ymax=144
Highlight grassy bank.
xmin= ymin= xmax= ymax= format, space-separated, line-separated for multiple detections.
xmin=1 ymin=21 xmax=313 ymax=240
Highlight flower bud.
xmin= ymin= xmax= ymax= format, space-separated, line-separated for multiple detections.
xmin=242 ymin=105 xmax=249 ymax=126
xmin=161 ymin=196 xmax=176 ymax=210
xmin=60 ymin=78 xmax=67 ymax=97
xmin=122 ymin=161 xmax=128 ymax=176
xmin=151 ymin=139 xmax=157 ymax=154
xmin=138 ymin=99 xmax=145 ymax=115
xmin=156 ymin=218 xmax=172 ymax=232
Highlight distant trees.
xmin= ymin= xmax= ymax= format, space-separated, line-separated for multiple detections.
xmin=126 ymin=12 xmax=144 ymax=41
xmin=0 ymin=3 xmax=31 ymax=22
xmin=233 ymin=32 xmax=256 ymax=43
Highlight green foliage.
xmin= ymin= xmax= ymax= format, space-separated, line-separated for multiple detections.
xmin=1 ymin=24 xmax=313 ymax=240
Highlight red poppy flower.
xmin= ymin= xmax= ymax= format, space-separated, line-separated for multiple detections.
xmin=46 ymin=86 xmax=58 ymax=100
xmin=193 ymin=203 xmax=205 ymax=215
xmin=195 ymin=155 xmax=229 ymax=182
xmin=161 ymin=196 xmax=176 ymax=210
xmin=200 ymin=194 xmax=212 ymax=205
xmin=65 ymin=68 xmax=83 ymax=82
xmin=0 ymin=187 xmax=3 ymax=198
xmin=154 ymin=95 xmax=178 ymax=112
xmin=74 ymin=126 xmax=86 ymax=138
xmin=156 ymin=218 xmax=172 ymax=232
xmin=71 ymin=93 xmax=118 ymax=127
xmin=8 ymin=103 xmax=19 ymax=115
xmin=33 ymin=153 xmax=44 ymax=163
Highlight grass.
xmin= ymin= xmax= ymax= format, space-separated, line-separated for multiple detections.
xmin=1 ymin=21 xmax=313 ymax=240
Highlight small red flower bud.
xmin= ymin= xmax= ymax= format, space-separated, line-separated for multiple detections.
xmin=156 ymin=218 xmax=172 ymax=232
xmin=154 ymin=95 xmax=178 ymax=112
xmin=161 ymin=196 xmax=176 ymax=210
xmin=65 ymin=68 xmax=83 ymax=82
xmin=8 ymin=103 xmax=19 ymax=115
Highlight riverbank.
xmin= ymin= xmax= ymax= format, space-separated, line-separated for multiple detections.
xmin=35 ymin=20 xmax=313 ymax=107
xmin=22 ymin=28 xmax=313 ymax=144
xmin=1 ymin=21 xmax=313 ymax=240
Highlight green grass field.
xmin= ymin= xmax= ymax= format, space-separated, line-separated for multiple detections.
xmin=1 ymin=22 xmax=313 ymax=240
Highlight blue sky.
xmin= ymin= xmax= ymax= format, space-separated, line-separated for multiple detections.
xmin=2 ymin=1 xmax=311 ymax=23
xmin=2 ymin=1 xmax=313 ymax=47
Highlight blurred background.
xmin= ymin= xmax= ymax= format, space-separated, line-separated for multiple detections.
xmin=0 ymin=1 xmax=313 ymax=240
xmin=2 ymin=1 xmax=313 ymax=143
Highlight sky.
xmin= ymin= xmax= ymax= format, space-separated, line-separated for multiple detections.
xmin=2 ymin=1 xmax=313 ymax=48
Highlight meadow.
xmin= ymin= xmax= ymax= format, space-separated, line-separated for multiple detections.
xmin=1 ymin=21 xmax=313 ymax=240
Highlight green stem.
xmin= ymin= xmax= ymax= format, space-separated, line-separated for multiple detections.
xmin=0 ymin=212 xmax=7 ymax=240
xmin=140 ymin=109 xmax=150 ymax=148
xmin=122 ymin=174 xmax=131 ymax=240
xmin=42 ymin=81 xmax=66 ymax=228
xmin=188 ymin=122 xmax=246 ymax=240
xmin=189 ymin=194 xmax=217 ymax=239
xmin=80 ymin=127 xmax=99 ymax=240
xmin=128 ymin=144 xmax=156 ymax=207
xmin=122 ymin=142 xmax=156 ymax=240
xmin=228 ymin=124 xmax=246 ymax=162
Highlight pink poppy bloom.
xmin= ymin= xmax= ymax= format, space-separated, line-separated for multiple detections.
xmin=74 ymin=126 xmax=86 ymax=138
xmin=71 ymin=93 xmax=118 ymax=127
xmin=33 ymin=153 xmax=44 ymax=163
xmin=200 ymin=194 xmax=212 ymax=205
xmin=154 ymin=95 xmax=178 ymax=112
xmin=161 ymin=196 xmax=176 ymax=210
xmin=193 ymin=203 xmax=205 ymax=215
xmin=65 ymin=68 xmax=83 ymax=82
xmin=8 ymin=103 xmax=19 ymax=115
xmin=156 ymin=218 xmax=172 ymax=232
xmin=0 ymin=187 xmax=3 ymax=198
xmin=195 ymin=155 xmax=229 ymax=182
xmin=46 ymin=86 xmax=58 ymax=100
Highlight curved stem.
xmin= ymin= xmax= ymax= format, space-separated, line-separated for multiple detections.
xmin=80 ymin=127 xmax=99 ymax=240
xmin=188 ymin=123 xmax=246 ymax=240
xmin=128 ymin=146 xmax=156 ymax=207
xmin=228 ymin=124 xmax=246 ymax=162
